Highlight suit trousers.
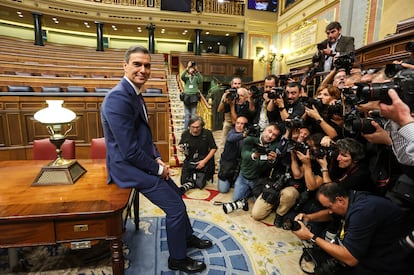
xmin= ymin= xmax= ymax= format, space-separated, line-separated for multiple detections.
xmin=139 ymin=176 xmax=193 ymax=260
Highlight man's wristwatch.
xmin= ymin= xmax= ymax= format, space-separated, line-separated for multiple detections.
xmin=316 ymin=118 xmax=324 ymax=125
xmin=278 ymin=106 xmax=285 ymax=111
xmin=310 ymin=234 xmax=318 ymax=244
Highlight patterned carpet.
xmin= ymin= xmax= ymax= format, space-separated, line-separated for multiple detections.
xmin=0 ymin=170 xmax=305 ymax=275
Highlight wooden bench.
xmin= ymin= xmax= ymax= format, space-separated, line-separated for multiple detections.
xmin=0 ymin=75 xmax=168 ymax=94
xmin=0 ymin=61 xmax=166 ymax=79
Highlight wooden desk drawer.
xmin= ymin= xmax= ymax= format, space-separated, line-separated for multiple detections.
xmin=0 ymin=222 xmax=54 ymax=247
xmin=55 ymin=219 xmax=107 ymax=241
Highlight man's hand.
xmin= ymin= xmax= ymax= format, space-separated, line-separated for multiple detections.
xmin=160 ymin=165 xmax=170 ymax=180
xmin=362 ymin=121 xmax=392 ymax=145
xmin=379 ymin=89 xmax=414 ymax=126
xmin=292 ymin=220 xmax=313 ymax=241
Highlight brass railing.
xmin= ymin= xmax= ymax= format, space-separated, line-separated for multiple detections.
xmin=94 ymin=0 xmax=244 ymax=16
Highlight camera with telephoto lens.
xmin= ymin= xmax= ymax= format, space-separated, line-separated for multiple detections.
xmin=225 ymin=88 xmax=238 ymax=100
xmin=344 ymin=110 xmax=386 ymax=135
xmin=352 ymin=69 xmax=414 ymax=110
xmin=286 ymin=116 xmax=306 ymax=129
xmin=250 ymin=85 xmax=263 ymax=100
xmin=244 ymin=123 xmax=261 ymax=137
xmin=268 ymin=87 xmax=286 ymax=99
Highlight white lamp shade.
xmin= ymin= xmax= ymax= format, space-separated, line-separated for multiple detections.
xmin=34 ymin=100 xmax=76 ymax=124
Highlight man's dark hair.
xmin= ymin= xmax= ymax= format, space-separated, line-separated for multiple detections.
xmin=265 ymin=74 xmax=279 ymax=83
xmin=317 ymin=182 xmax=348 ymax=203
xmin=124 ymin=45 xmax=150 ymax=62
xmin=286 ymin=81 xmax=302 ymax=91
xmin=326 ymin=21 xmax=342 ymax=32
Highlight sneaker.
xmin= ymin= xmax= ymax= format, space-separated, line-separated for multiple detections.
xmin=180 ymin=181 xmax=194 ymax=194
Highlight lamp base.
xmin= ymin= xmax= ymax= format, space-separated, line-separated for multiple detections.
xmin=32 ymin=160 xmax=87 ymax=186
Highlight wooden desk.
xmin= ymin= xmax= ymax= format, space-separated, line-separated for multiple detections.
xmin=0 ymin=159 xmax=135 ymax=275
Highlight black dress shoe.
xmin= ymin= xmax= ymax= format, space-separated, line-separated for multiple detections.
xmin=168 ymin=256 xmax=206 ymax=273
xmin=186 ymin=235 xmax=213 ymax=249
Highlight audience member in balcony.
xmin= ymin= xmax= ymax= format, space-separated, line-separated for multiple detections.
xmin=217 ymin=115 xmax=248 ymax=193
xmin=101 ymin=45 xmax=211 ymax=274
xmin=178 ymin=115 xmax=217 ymax=192
xmin=181 ymin=60 xmax=203 ymax=129
xmin=217 ymin=77 xmax=243 ymax=154
xmin=314 ymin=21 xmax=355 ymax=73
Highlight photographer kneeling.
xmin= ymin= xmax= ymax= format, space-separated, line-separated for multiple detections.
xmin=293 ymin=182 xmax=412 ymax=275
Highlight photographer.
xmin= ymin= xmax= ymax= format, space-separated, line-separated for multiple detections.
xmin=253 ymin=74 xmax=280 ymax=130
xmin=272 ymin=81 xmax=306 ymax=122
xmin=304 ymin=84 xmax=343 ymax=140
xmin=178 ymin=116 xmax=217 ymax=192
xmin=221 ymin=123 xmax=282 ymax=214
xmin=293 ymin=182 xmax=412 ymax=275
xmin=250 ymin=126 xmax=309 ymax=227
xmin=217 ymin=115 xmax=248 ymax=193
xmin=180 ymin=61 xmax=203 ymax=129
xmin=217 ymin=77 xmax=243 ymax=148
xmin=229 ymin=87 xmax=256 ymax=124
xmin=313 ymin=21 xmax=355 ymax=73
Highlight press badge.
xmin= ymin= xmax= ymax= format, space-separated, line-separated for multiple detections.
xmin=260 ymin=154 xmax=268 ymax=160
xmin=189 ymin=85 xmax=194 ymax=88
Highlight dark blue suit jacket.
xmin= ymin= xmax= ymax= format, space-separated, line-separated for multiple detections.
xmin=101 ymin=77 xmax=161 ymax=188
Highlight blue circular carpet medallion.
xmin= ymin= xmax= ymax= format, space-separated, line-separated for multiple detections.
xmin=123 ymin=217 xmax=253 ymax=274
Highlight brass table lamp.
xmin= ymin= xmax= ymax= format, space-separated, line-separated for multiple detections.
xmin=32 ymin=100 xmax=86 ymax=185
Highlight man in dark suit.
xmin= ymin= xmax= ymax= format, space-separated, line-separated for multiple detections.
xmin=101 ymin=45 xmax=212 ymax=273
xmin=315 ymin=21 xmax=355 ymax=72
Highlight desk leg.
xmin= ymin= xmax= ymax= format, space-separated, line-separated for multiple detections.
xmin=110 ymin=238 xmax=124 ymax=275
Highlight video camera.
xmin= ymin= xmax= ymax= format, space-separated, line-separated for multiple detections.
xmin=352 ymin=69 xmax=414 ymax=110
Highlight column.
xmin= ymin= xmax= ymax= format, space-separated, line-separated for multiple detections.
xmin=238 ymin=32 xmax=244 ymax=58
xmin=95 ymin=21 xmax=104 ymax=51
xmin=146 ymin=23 xmax=155 ymax=54
xmin=195 ymin=29 xmax=202 ymax=56
xmin=32 ymin=12 xmax=44 ymax=46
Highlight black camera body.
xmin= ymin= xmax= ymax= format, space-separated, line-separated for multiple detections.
xmin=268 ymin=87 xmax=286 ymax=99
xmin=190 ymin=61 xmax=196 ymax=67
xmin=312 ymin=145 xmax=338 ymax=160
xmin=286 ymin=116 xmax=306 ymax=129
xmin=244 ymin=123 xmax=261 ymax=137
xmin=225 ymin=88 xmax=238 ymax=100
xmin=317 ymin=39 xmax=329 ymax=51
xmin=291 ymin=141 xmax=309 ymax=155
xmin=282 ymin=218 xmax=302 ymax=231
xmin=344 ymin=110 xmax=386 ymax=135
xmin=254 ymin=143 xmax=272 ymax=155
xmin=333 ymin=54 xmax=354 ymax=72
xmin=353 ymin=69 xmax=414 ymax=110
